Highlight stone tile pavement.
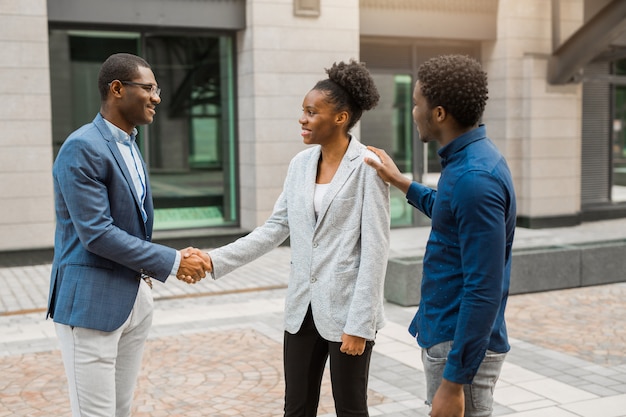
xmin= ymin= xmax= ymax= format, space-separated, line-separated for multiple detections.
xmin=1 ymin=220 xmax=626 ymax=416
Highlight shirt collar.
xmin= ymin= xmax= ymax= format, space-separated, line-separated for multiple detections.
xmin=438 ymin=124 xmax=487 ymax=162
xmin=103 ymin=118 xmax=138 ymax=145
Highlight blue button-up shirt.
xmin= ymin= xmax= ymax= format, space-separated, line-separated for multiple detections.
xmin=407 ymin=125 xmax=516 ymax=384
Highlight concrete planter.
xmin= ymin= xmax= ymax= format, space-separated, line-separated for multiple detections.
xmin=383 ymin=240 xmax=626 ymax=306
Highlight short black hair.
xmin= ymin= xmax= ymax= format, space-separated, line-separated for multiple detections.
xmin=313 ymin=59 xmax=380 ymax=132
xmin=418 ymin=54 xmax=488 ymax=128
xmin=97 ymin=53 xmax=151 ymax=101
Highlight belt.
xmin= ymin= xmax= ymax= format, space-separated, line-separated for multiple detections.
xmin=138 ymin=274 xmax=153 ymax=289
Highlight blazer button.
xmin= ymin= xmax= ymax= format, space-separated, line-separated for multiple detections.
xmin=313 ymin=242 xmax=318 ymax=248
xmin=310 ymin=277 xmax=317 ymax=283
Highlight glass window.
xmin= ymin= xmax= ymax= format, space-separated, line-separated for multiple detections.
xmin=361 ymin=73 xmax=417 ymax=227
xmin=612 ymin=60 xmax=626 ymax=202
xmin=49 ymin=29 xmax=238 ymax=230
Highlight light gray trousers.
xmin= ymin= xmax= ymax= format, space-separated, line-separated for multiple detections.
xmin=55 ymin=279 xmax=153 ymax=417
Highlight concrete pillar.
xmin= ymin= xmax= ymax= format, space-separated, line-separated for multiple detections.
xmin=0 ymin=0 xmax=55 ymax=250
xmin=483 ymin=0 xmax=584 ymax=226
xmin=236 ymin=0 xmax=360 ymax=229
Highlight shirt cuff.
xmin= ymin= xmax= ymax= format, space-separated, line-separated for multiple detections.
xmin=170 ymin=250 xmax=182 ymax=276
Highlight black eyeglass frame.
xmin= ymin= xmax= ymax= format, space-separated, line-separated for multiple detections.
xmin=109 ymin=80 xmax=161 ymax=97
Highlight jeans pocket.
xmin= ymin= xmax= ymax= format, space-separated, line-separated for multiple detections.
xmin=422 ymin=341 xmax=453 ymax=404
xmin=467 ymin=351 xmax=506 ymax=413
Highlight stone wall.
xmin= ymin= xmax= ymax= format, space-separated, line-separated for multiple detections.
xmin=0 ymin=0 xmax=54 ymax=251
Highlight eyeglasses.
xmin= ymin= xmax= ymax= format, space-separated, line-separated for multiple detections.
xmin=113 ymin=80 xmax=161 ymax=97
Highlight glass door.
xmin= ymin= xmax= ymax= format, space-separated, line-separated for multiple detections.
xmin=49 ymin=29 xmax=238 ymax=231
xmin=145 ymin=35 xmax=238 ymax=229
xmin=612 ymin=59 xmax=626 ymax=202
xmin=360 ymin=73 xmax=419 ymax=227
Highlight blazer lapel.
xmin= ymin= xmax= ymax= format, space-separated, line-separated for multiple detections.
xmin=305 ymin=146 xmax=321 ymax=229
xmin=94 ymin=115 xmax=149 ymax=230
xmin=315 ymin=137 xmax=361 ymax=229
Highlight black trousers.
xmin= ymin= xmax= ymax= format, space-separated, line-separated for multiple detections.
xmin=283 ymin=306 xmax=374 ymax=417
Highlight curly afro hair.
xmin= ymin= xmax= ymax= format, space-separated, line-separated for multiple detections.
xmin=417 ymin=55 xmax=488 ymax=128
xmin=313 ymin=59 xmax=380 ymax=132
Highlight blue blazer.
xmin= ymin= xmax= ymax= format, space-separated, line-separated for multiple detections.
xmin=47 ymin=113 xmax=177 ymax=332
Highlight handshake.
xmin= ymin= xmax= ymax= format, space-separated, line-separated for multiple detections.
xmin=175 ymin=247 xmax=213 ymax=284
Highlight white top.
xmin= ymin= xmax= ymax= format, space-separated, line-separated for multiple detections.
xmin=314 ymin=183 xmax=330 ymax=218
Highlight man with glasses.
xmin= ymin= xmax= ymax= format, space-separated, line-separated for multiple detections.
xmin=47 ymin=53 xmax=212 ymax=417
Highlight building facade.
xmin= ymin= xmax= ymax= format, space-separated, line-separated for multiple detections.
xmin=1 ymin=0 xmax=624 ymax=254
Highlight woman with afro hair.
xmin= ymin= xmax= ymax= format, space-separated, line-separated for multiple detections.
xmin=205 ymin=60 xmax=390 ymax=416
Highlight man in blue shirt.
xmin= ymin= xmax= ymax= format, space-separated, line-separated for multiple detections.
xmin=365 ymin=54 xmax=516 ymax=417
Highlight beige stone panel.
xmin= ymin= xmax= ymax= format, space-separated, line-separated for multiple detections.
xmin=524 ymin=177 xmax=579 ymax=199
xmin=237 ymin=98 xmax=255 ymax=124
xmin=527 ymin=97 xmax=579 ymax=119
xmin=544 ymin=82 xmax=580 ymax=96
xmin=500 ymin=17 xmax=551 ymax=41
xmin=0 ymin=0 xmax=47 ymax=15
xmin=525 ymin=137 xmax=580 ymax=159
xmin=0 ymin=41 xmax=21 ymax=67
xmin=254 ymin=164 xmax=290 ymax=189
xmin=482 ymin=119 xmax=506 ymax=138
xmin=489 ymin=39 xmax=551 ymax=61
xmin=19 ymin=41 xmax=49 ymax=68
xmin=0 ymin=120 xmax=52 ymax=146
xmin=527 ymin=196 xmax=580 ymax=216
xmin=0 ymin=68 xmax=50 ymax=94
xmin=253 ymin=72 xmax=315 ymax=98
xmin=0 ymin=196 xmax=53 ymax=225
xmin=252 ymin=1 xmax=358 ymax=31
xmin=484 ymin=97 xmax=508 ymax=120
xmin=256 ymin=141 xmax=303 ymax=166
xmin=254 ymin=95 xmax=308 ymax=120
xmin=239 ymin=162 xmax=258 ymax=189
xmin=0 ymin=94 xmax=51 ymax=120
xmin=252 ymin=126 xmax=306 ymax=155
xmin=527 ymin=119 xmax=580 ymax=141
xmin=559 ymin=0 xmax=584 ymax=20
xmin=238 ymin=208 xmax=257 ymax=231
xmin=493 ymin=135 xmax=523 ymax=162
xmin=498 ymin=0 xmax=549 ymax=20
xmin=237 ymin=75 xmax=254 ymax=97
xmin=485 ymin=57 xmax=525 ymax=82
xmin=0 ymin=172 xmax=53 ymax=198
xmin=527 ymin=158 xmax=578 ymax=179
xmin=0 ymin=146 xmax=52 ymax=173
xmin=0 ymin=15 xmax=47 ymax=42
xmin=0 ymin=222 xmax=54 ymax=251
xmin=253 ymin=50 xmax=358 ymax=74
xmin=238 ymin=187 xmax=257 ymax=213
xmin=254 ymin=26 xmax=357 ymax=53
xmin=505 ymin=156 xmax=523 ymax=180
xmin=515 ymin=196 xmax=531 ymax=216
xmin=361 ymin=8 xmax=496 ymax=40
xmin=487 ymin=78 xmax=525 ymax=102
xmin=257 ymin=186 xmax=284 ymax=211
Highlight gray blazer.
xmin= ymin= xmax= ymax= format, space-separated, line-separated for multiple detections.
xmin=210 ymin=137 xmax=390 ymax=342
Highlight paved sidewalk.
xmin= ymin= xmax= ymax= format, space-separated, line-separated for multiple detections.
xmin=1 ymin=220 xmax=626 ymax=416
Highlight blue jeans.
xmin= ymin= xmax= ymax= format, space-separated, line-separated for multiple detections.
xmin=422 ymin=341 xmax=506 ymax=417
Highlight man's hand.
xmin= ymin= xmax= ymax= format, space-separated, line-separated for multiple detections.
xmin=176 ymin=247 xmax=212 ymax=284
xmin=339 ymin=333 xmax=366 ymax=356
xmin=431 ymin=379 xmax=464 ymax=417
xmin=363 ymin=145 xmax=412 ymax=194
